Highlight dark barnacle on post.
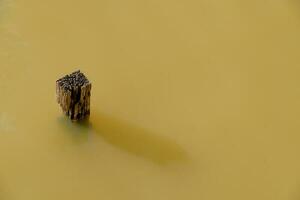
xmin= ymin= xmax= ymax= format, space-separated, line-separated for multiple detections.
xmin=56 ymin=70 xmax=91 ymax=121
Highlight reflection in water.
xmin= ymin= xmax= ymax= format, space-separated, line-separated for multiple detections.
xmin=57 ymin=116 xmax=91 ymax=145
xmin=57 ymin=111 xmax=187 ymax=165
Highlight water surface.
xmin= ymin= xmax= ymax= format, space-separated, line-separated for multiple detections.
xmin=1 ymin=0 xmax=300 ymax=199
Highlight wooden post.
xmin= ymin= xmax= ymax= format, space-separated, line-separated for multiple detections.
xmin=56 ymin=70 xmax=91 ymax=121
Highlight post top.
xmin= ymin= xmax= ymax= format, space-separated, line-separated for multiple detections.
xmin=56 ymin=70 xmax=90 ymax=91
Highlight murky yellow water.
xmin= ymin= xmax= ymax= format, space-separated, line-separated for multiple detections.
xmin=1 ymin=0 xmax=300 ymax=199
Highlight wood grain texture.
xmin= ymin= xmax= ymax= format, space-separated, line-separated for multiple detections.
xmin=56 ymin=70 xmax=91 ymax=121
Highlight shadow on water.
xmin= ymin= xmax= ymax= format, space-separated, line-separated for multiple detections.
xmin=57 ymin=111 xmax=188 ymax=165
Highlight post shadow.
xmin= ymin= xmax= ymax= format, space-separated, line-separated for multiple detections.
xmin=57 ymin=111 xmax=188 ymax=165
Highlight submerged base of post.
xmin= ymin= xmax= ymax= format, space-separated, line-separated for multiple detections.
xmin=56 ymin=70 xmax=91 ymax=121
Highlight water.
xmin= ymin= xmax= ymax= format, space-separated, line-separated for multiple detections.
xmin=1 ymin=0 xmax=300 ymax=199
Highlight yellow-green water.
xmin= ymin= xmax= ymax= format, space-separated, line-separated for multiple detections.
xmin=1 ymin=0 xmax=300 ymax=199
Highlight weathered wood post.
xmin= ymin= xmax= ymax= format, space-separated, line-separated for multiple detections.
xmin=56 ymin=70 xmax=91 ymax=121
